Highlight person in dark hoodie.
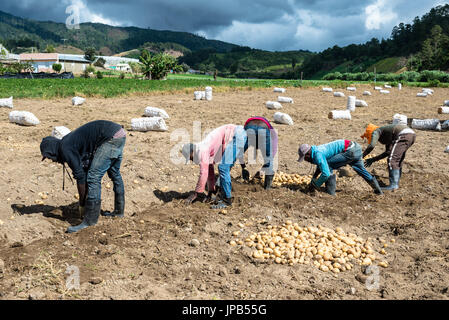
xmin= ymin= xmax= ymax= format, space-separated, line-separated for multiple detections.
xmin=40 ymin=120 xmax=126 ymax=233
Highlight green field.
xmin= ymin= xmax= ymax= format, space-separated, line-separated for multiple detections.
xmin=0 ymin=77 xmax=438 ymax=99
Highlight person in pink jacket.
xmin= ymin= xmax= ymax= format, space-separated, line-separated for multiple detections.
xmin=182 ymin=124 xmax=239 ymax=205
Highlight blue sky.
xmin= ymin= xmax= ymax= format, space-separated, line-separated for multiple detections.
xmin=0 ymin=0 xmax=446 ymax=52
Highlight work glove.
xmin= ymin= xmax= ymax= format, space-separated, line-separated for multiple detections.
xmin=306 ymin=181 xmax=317 ymax=195
xmin=242 ymin=168 xmax=250 ymax=181
xmin=203 ymin=191 xmax=214 ymax=203
xmin=365 ymin=158 xmax=375 ymax=168
xmin=185 ymin=192 xmax=198 ymax=205
xmin=78 ymin=205 xmax=85 ymax=218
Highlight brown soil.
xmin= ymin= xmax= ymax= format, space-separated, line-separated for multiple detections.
xmin=0 ymin=85 xmax=449 ymax=300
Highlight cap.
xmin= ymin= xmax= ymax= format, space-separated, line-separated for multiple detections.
xmin=297 ymin=144 xmax=311 ymax=163
xmin=361 ymin=124 xmax=379 ymax=145
xmin=181 ymin=143 xmax=195 ymax=164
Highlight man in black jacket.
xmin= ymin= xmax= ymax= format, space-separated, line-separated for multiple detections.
xmin=40 ymin=120 xmax=126 ymax=233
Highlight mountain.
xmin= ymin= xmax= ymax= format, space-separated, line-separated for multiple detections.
xmin=0 ymin=10 xmax=237 ymax=54
xmin=299 ymin=4 xmax=449 ymax=79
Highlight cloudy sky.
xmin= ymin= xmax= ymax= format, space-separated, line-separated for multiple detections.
xmin=0 ymin=0 xmax=446 ymax=52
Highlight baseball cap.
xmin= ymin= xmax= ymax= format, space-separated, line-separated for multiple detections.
xmin=181 ymin=143 xmax=195 ymax=164
xmin=297 ymin=144 xmax=311 ymax=163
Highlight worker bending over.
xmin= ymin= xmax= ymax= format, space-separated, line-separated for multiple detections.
xmin=40 ymin=120 xmax=127 ymax=233
xmin=361 ymin=123 xmax=416 ymax=191
xmin=297 ymin=139 xmax=383 ymax=196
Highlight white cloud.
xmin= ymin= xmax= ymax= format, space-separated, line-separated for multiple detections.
xmin=67 ymin=0 xmax=123 ymax=26
xmin=365 ymin=0 xmax=398 ymax=30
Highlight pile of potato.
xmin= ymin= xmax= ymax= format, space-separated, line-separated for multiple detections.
xmin=233 ymin=221 xmax=389 ymax=273
xmin=262 ymin=172 xmax=313 ymax=188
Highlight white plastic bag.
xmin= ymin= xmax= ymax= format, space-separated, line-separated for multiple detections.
xmin=363 ymin=91 xmax=372 ymax=96
xmin=347 ymin=87 xmax=356 ymax=92
xmin=266 ymin=101 xmax=282 ymax=110
xmin=328 ymin=110 xmax=351 ymax=120
xmin=274 ymin=87 xmax=286 ymax=93
xmin=131 ymin=117 xmax=168 ymax=132
xmin=411 ymin=119 xmax=441 ymax=131
xmin=144 ymin=107 xmax=170 ymax=119
xmin=422 ymin=88 xmax=433 ymax=95
xmin=278 ymin=96 xmax=294 ymax=104
xmin=72 ymin=96 xmax=85 ymax=106
xmin=205 ymin=87 xmax=213 ymax=101
xmin=0 ymin=96 xmax=13 ymax=108
xmin=393 ymin=114 xmax=407 ymax=125
xmin=374 ymin=86 xmax=382 ymax=91
xmin=355 ymin=99 xmax=368 ymax=107
xmin=380 ymin=90 xmax=390 ymax=94
xmin=417 ymin=93 xmax=427 ymax=97
xmin=322 ymin=88 xmax=333 ymax=93
xmin=333 ymin=92 xmax=345 ymax=97
xmin=445 ymin=146 xmax=449 ymax=154
xmin=398 ymin=83 xmax=402 ymax=90
xmin=384 ymin=84 xmax=392 ymax=89
xmin=273 ymin=112 xmax=294 ymax=125
xmin=444 ymin=100 xmax=449 ymax=107
xmin=51 ymin=126 xmax=71 ymax=139
xmin=9 ymin=111 xmax=40 ymax=126
xmin=438 ymin=107 xmax=449 ymax=114
xmin=347 ymin=96 xmax=356 ymax=112
xmin=194 ymin=91 xmax=205 ymax=100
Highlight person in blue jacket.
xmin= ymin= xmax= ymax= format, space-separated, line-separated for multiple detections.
xmin=40 ymin=120 xmax=127 ymax=233
xmin=297 ymin=140 xmax=382 ymax=196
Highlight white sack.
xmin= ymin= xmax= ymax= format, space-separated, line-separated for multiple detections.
xmin=411 ymin=119 xmax=441 ymax=131
xmin=131 ymin=117 xmax=168 ymax=132
xmin=363 ymin=91 xmax=372 ymax=96
xmin=322 ymin=88 xmax=333 ymax=93
xmin=144 ymin=107 xmax=170 ymax=119
xmin=384 ymin=84 xmax=392 ymax=89
xmin=422 ymin=88 xmax=433 ymax=95
xmin=374 ymin=86 xmax=383 ymax=91
xmin=445 ymin=146 xmax=449 ymax=154
xmin=438 ymin=107 xmax=449 ymax=114
xmin=72 ymin=96 xmax=85 ymax=106
xmin=333 ymin=92 xmax=345 ymax=97
xmin=0 ymin=96 xmax=13 ymax=108
xmin=266 ymin=101 xmax=283 ymax=110
xmin=205 ymin=86 xmax=213 ymax=101
xmin=194 ymin=91 xmax=205 ymax=100
xmin=444 ymin=100 xmax=449 ymax=106
xmin=9 ymin=111 xmax=40 ymax=126
xmin=347 ymin=87 xmax=356 ymax=91
xmin=51 ymin=126 xmax=71 ymax=139
xmin=380 ymin=90 xmax=390 ymax=94
xmin=393 ymin=114 xmax=408 ymax=126
xmin=278 ymin=96 xmax=294 ymax=104
xmin=274 ymin=87 xmax=286 ymax=93
xmin=417 ymin=93 xmax=428 ymax=97
xmin=328 ymin=110 xmax=352 ymax=120
xmin=398 ymin=83 xmax=402 ymax=90
xmin=355 ymin=99 xmax=368 ymax=107
xmin=273 ymin=112 xmax=294 ymax=125
xmin=347 ymin=96 xmax=356 ymax=112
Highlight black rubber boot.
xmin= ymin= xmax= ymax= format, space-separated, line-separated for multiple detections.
xmin=325 ymin=174 xmax=337 ymax=196
xmin=102 ymin=193 xmax=125 ymax=218
xmin=67 ymin=200 xmax=101 ymax=233
xmin=368 ymin=177 xmax=383 ymax=195
xmin=382 ymin=169 xmax=400 ymax=191
xmin=264 ymin=175 xmax=274 ymax=190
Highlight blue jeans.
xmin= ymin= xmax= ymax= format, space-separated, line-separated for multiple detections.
xmin=326 ymin=142 xmax=373 ymax=182
xmin=218 ymin=127 xmax=247 ymax=199
xmin=244 ymin=125 xmax=275 ymax=175
xmin=86 ymin=137 xmax=126 ymax=202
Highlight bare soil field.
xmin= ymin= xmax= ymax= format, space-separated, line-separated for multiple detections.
xmin=0 ymin=85 xmax=448 ymax=300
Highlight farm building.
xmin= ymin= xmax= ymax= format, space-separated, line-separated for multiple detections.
xmin=19 ymin=53 xmax=59 ymax=72
xmin=0 ymin=44 xmax=20 ymax=63
xmin=58 ymin=54 xmax=91 ymax=73
xmin=95 ymin=56 xmax=139 ymax=72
